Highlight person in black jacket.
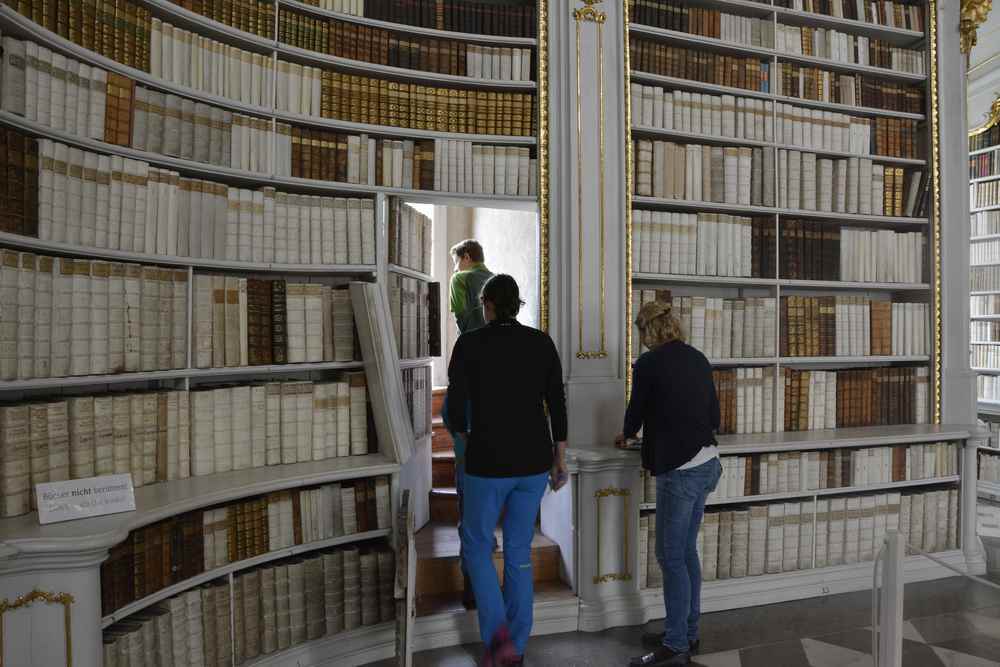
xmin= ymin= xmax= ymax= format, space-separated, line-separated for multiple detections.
xmin=447 ymin=274 xmax=568 ymax=667
xmin=617 ymin=300 xmax=722 ymax=667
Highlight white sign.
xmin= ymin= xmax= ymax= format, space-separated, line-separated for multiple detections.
xmin=35 ymin=474 xmax=137 ymax=525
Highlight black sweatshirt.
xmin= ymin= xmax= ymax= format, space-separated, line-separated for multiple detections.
xmin=447 ymin=318 xmax=567 ymax=478
xmin=624 ymin=340 xmax=720 ymax=474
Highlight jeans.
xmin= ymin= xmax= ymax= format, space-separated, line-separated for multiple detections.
xmin=461 ymin=471 xmax=549 ymax=656
xmin=442 ymin=391 xmax=470 ymax=573
xmin=655 ymin=458 xmax=722 ymax=652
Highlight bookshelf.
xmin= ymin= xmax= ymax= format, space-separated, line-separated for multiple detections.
xmin=0 ymin=0 xmax=545 ymax=663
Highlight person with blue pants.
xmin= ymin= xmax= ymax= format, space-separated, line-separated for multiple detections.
xmin=447 ymin=274 xmax=568 ymax=666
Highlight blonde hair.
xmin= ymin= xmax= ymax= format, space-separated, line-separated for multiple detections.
xmin=636 ymin=300 xmax=686 ymax=349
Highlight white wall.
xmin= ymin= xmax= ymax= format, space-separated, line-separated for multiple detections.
xmin=470 ymin=207 xmax=540 ymax=330
xmin=968 ymin=8 xmax=1000 ymax=126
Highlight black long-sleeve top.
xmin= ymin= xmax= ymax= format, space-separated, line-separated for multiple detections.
xmin=624 ymin=340 xmax=720 ymax=474
xmin=447 ymin=318 xmax=567 ymax=478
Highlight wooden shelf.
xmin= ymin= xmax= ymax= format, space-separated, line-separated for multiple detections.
xmin=771 ymin=6 xmax=925 ymax=44
xmin=0 ymin=454 xmax=399 ymax=556
xmin=971 ymin=174 xmax=1000 ymax=185
xmin=100 ymin=528 xmax=391 ymax=628
xmin=279 ymin=0 xmax=538 ymax=46
xmin=389 ymin=264 xmax=434 ymax=282
xmin=631 ymin=273 xmax=929 ymax=291
xmin=631 ymin=196 xmax=929 ymax=225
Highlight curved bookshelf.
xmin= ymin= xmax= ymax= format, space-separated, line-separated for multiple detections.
xmin=632 ymin=273 xmax=930 ymax=292
xmin=630 ymin=196 xmax=929 ymax=225
xmin=141 ymin=0 xmax=279 ymax=51
xmin=0 ymin=453 xmax=398 ymax=556
xmin=389 ymin=264 xmax=433 ymax=282
xmin=242 ymin=620 xmax=396 ymax=667
xmin=279 ymin=0 xmax=538 ymax=46
xmin=771 ymin=6 xmax=925 ymax=43
xmin=100 ymin=527 xmax=391 ymax=628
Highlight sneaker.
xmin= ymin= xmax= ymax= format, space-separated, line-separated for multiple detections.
xmin=482 ymin=626 xmax=518 ymax=667
xmin=628 ymin=646 xmax=690 ymax=667
xmin=641 ymin=632 xmax=699 ymax=656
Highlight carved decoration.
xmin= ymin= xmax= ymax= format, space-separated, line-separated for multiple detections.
xmin=0 ymin=590 xmax=75 ymax=667
xmin=961 ymin=0 xmax=993 ymax=54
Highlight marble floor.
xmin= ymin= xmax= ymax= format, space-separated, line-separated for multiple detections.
xmin=371 ymin=575 xmax=1000 ymax=667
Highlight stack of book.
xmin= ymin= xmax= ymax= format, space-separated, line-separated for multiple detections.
xmin=791 ymin=224 xmax=923 ymax=283
xmin=979 ymin=376 xmax=1000 ymax=403
xmin=388 ymin=200 xmax=432 ymax=274
xmin=970 ymin=210 xmax=1000 ymax=237
xmin=774 ymin=25 xmax=925 ymax=74
xmin=972 ymin=123 xmax=1000 ymax=153
xmin=972 ymin=344 xmax=1000 ymax=369
xmin=774 ymin=63 xmax=924 ymax=113
xmin=0 ymin=37 xmax=108 ymax=141
xmin=171 ymin=0 xmax=274 ymax=37
xmin=150 ymin=19 xmax=274 ymax=108
xmin=4 ymin=0 xmax=152 ymax=71
xmin=631 ymin=213 xmax=770 ymax=277
xmin=773 ymin=0 xmax=926 ymax=30
xmin=629 ymin=86 xmax=774 ymax=141
xmin=628 ymin=1 xmax=776 ymax=48
xmin=0 ymin=249 xmax=187 ymax=379
xmin=100 ymin=476 xmax=391 ymax=615
xmin=639 ymin=487 xmax=956 ymax=589
xmin=971 ymin=320 xmax=1000 ymax=343
xmin=632 ymin=140 xmax=776 ymax=206
xmin=774 ymin=104 xmax=921 ymax=159
xmin=361 ymin=1 xmax=537 ymax=37
xmin=980 ymin=450 xmax=1000 ymax=482
xmin=630 ymin=38 xmax=771 ymax=93
xmin=433 ymin=140 xmax=537 ymax=196
xmin=102 ymin=583 xmax=229 ymax=667
xmin=388 ymin=275 xmax=435 ymax=360
xmin=278 ymin=8 xmax=534 ymax=81
xmin=971 ymin=265 xmax=1000 ymax=292
xmin=972 ymin=180 xmax=1000 ymax=210
xmin=191 ymin=278 xmax=360 ymax=369
xmin=402 ymin=365 xmax=430 ymax=439
xmin=672 ymin=295 xmax=777 ymax=359
xmin=970 ymin=295 xmax=1000 ymax=317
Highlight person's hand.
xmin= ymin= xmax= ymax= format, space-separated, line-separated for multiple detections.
xmin=614 ymin=433 xmax=627 ymax=449
xmin=549 ymin=454 xmax=568 ymax=491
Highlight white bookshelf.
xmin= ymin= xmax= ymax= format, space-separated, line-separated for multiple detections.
xmin=971 ymin=112 xmax=1000 ymax=418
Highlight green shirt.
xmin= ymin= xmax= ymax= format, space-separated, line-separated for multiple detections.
xmin=449 ymin=263 xmax=493 ymax=334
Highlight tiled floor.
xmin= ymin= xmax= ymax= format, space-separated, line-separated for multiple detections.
xmin=371 ymin=575 xmax=1000 ymax=666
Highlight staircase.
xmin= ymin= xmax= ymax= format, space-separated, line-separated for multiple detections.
xmin=415 ymin=388 xmax=572 ymax=617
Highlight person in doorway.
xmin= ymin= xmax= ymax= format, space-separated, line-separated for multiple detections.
xmin=617 ymin=300 xmax=722 ymax=667
xmin=447 ymin=274 xmax=568 ymax=667
xmin=443 ymin=239 xmax=494 ymax=609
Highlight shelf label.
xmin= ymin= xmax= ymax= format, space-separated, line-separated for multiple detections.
xmin=35 ymin=474 xmax=137 ymax=525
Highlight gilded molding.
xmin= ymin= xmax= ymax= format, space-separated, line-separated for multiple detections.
xmin=970 ymin=95 xmax=1000 ymax=136
xmin=0 ymin=590 xmax=75 ymax=667
xmin=622 ymin=0 xmax=634 ymax=397
xmin=539 ymin=0 xmax=550 ymax=333
xmin=960 ymin=0 xmax=993 ymax=54
xmin=930 ymin=0 xmax=943 ymax=424
xmin=593 ymin=487 xmax=631 ymax=584
xmin=575 ymin=0 xmax=609 ymax=360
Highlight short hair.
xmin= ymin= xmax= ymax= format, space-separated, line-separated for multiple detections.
xmin=636 ymin=300 xmax=686 ymax=348
xmin=481 ymin=274 xmax=524 ymax=320
xmin=450 ymin=239 xmax=485 ymax=263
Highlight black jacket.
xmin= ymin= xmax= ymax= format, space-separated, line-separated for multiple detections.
xmin=624 ymin=340 xmax=720 ymax=474
xmin=447 ymin=318 xmax=567 ymax=477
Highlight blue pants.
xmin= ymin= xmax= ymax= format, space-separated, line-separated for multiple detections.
xmin=655 ymin=458 xmax=722 ymax=652
xmin=461 ymin=472 xmax=549 ymax=656
xmin=442 ymin=391 xmax=469 ymax=573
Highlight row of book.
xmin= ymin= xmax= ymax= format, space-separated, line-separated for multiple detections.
xmin=629 ymin=1 xmax=775 ymax=48
xmin=192 ymin=278 xmax=358 ymax=368
xmin=4 ymin=0 xmax=152 ymax=71
xmin=0 ymin=378 xmax=376 ymax=518
xmin=100 ymin=478 xmax=390 ymax=615
xmin=278 ymin=7 xmax=535 ymax=81
xmin=971 ymin=295 xmax=1000 ymax=317
xmin=978 ymin=375 xmax=1000 ymax=403
xmin=971 ymin=266 xmax=1000 ymax=293
xmin=171 ymin=0 xmax=274 ymax=38
xmin=774 ymin=0 xmax=926 ymax=31
xmin=388 ymin=275 xmax=436 ymax=360
xmin=33 ymin=138 xmax=377 ymax=264
xmin=721 ymin=365 xmax=929 ymax=433
xmin=650 ymin=295 xmax=777 ymax=360
xmin=402 ymin=365 xmax=431 ymax=439
xmin=0 ymin=251 xmax=187 ymax=381
xmin=631 ymin=213 xmax=924 ymax=283
xmin=433 ymin=141 xmax=536 ymax=196
xmin=774 ymin=25 xmax=925 ymax=74
xmin=102 ymin=542 xmax=395 ymax=664
xmin=972 ymin=180 xmax=1000 ymax=210
xmin=981 ymin=451 xmax=1000 ymax=483
xmin=641 ymin=442 xmax=958 ymax=504
xmin=971 ymin=239 xmax=1000 ymax=268
xmin=970 ymin=321 xmax=999 ymax=342
xmin=0 ymin=129 xmax=36 ymax=237
xmin=388 ymin=201 xmax=432 ymax=274
xmin=149 ymin=20 xmax=274 ymax=109
xmin=969 ymin=148 xmax=1000 ymax=179
xmin=971 ymin=128 xmax=1000 ymax=153
xmin=773 ymin=63 xmax=924 ymax=114
xmin=0 ymin=37 xmax=108 ymax=141
xmin=359 ymin=0 xmax=537 ymax=38
xmin=630 ymin=39 xmax=771 ymax=93
xmin=781 ymin=296 xmax=930 ymax=357
xmin=639 ymin=488 xmax=956 ymax=589
xmin=971 ymin=211 xmax=1000 ymax=238
xmin=971 ymin=344 xmax=1000 ymax=369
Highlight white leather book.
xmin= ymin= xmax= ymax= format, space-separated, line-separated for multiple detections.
xmin=67 ymin=396 xmax=95 ymax=480
xmin=335 ymin=379 xmax=350 ymax=457
xmin=362 ymin=199 xmax=377 ymax=266
xmin=309 ymin=197 xmax=323 ymax=265
xmin=280 ymin=383 xmax=299 ymax=464
xmin=748 ymin=504 xmax=767 ymax=576
xmin=348 ymin=198 xmax=363 ymax=266
xmin=304 ymin=284 xmax=324 ymax=362
xmin=348 ymin=373 xmax=368 ymax=456
xmin=505 ymin=146 xmax=519 ymax=196
xmin=0 ymin=405 xmax=30 ymax=517
xmin=331 ymin=197 xmax=349 ymax=265
xmin=765 ymin=503 xmax=784 ymax=574
xmin=238 ymin=277 xmax=248 ymax=366
xmin=249 ymin=385 xmax=266 ymax=469
xmin=782 ymin=502 xmax=801 ymax=572
xmin=213 ymin=387 xmax=233 ymax=473
xmin=231 ymin=385 xmax=251 ymax=471
xmin=923 ymin=489 xmax=939 ymax=552
xmin=296 ymin=382 xmax=313 ymax=464
xmin=286 ymin=282 xmax=307 ymax=364
xmin=265 ymin=383 xmax=282 ymax=466
xmin=700 ymin=512 xmax=718 ymax=582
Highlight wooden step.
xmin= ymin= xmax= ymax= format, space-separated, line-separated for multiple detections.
xmin=429 ymin=487 xmax=459 ymax=524
xmin=416 ymin=580 xmax=574 ymax=617
xmin=431 ymin=423 xmax=454 ymax=454
xmin=432 ymin=451 xmax=456 ymax=488
xmin=414 ymin=522 xmax=563 ymax=604
xmin=431 ymin=388 xmax=446 ymax=420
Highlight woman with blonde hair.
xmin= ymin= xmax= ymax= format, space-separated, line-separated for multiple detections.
xmin=617 ymin=300 xmax=722 ymax=667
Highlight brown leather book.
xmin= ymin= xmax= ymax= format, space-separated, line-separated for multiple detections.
xmin=291 ymin=489 xmax=303 ymax=545
xmin=355 ymin=480 xmax=369 ymax=533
